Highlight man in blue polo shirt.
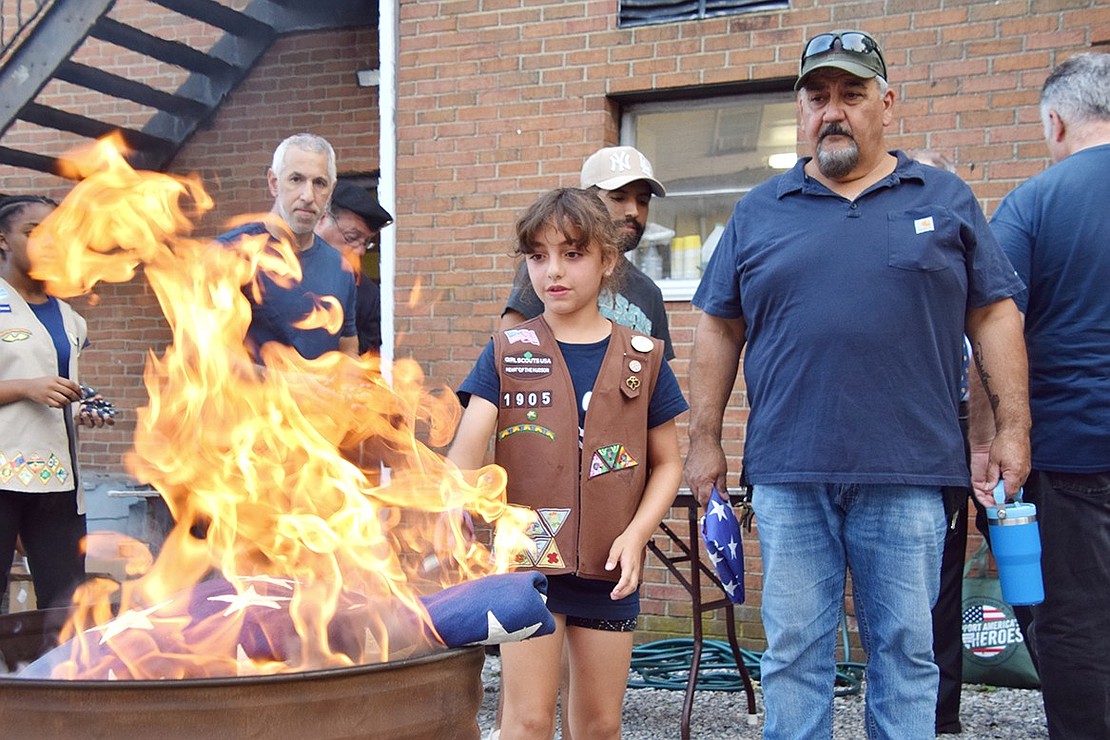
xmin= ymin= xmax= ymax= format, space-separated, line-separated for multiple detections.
xmin=685 ymin=30 xmax=1031 ymax=739
xmin=218 ymin=133 xmax=358 ymax=362
xmin=987 ymin=52 xmax=1110 ymax=740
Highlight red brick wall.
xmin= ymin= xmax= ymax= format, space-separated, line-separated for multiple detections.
xmin=2 ymin=0 xmax=1107 ymax=647
xmin=393 ymin=0 xmax=1108 ymax=646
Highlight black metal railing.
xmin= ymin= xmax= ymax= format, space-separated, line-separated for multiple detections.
xmin=0 ymin=0 xmax=50 ymax=62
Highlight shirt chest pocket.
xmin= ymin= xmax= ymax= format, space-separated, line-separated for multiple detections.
xmin=887 ymin=210 xmax=962 ymax=273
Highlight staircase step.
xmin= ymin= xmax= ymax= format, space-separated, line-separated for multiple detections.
xmin=19 ymin=102 xmax=175 ymax=155
xmin=147 ymin=0 xmax=275 ymax=40
xmin=55 ymin=61 xmax=207 ymax=119
xmin=89 ymin=17 xmax=238 ymax=80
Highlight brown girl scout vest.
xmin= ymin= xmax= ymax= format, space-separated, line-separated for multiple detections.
xmin=493 ymin=316 xmax=663 ymax=583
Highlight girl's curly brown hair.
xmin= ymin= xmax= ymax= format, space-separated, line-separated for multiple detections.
xmin=513 ymin=187 xmax=624 ymax=292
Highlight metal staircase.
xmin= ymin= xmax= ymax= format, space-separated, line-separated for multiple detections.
xmin=0 ymin=0 xmax=375 ymax=177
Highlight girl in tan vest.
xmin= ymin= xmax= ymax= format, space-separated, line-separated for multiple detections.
xmin=450 ymin=188 xmax=686 ymax=739
xmin=0 ymin=195 xmax=113 ymax=610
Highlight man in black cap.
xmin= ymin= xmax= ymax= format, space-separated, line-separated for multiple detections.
xmin=686 ymin=30 xmax=1030 ymax=738
xmin=316 ymin=181 xmax=394 ymax=354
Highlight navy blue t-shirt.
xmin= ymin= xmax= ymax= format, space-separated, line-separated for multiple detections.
xmin=217 ymin=223 xmax=357 ymax=361
xmin=694 ymin=151 xmax=1023 ymax=486
xmin=991 ymin=143 xmax=1110 ymax=471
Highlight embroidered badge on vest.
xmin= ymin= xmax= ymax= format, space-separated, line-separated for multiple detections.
xmin=588 ymin=443 xmax=638 ymax=478
xmin=504 ymin=328 xmax=540 ymax=346
xmin=0 ymin=328 xmax=32 ymax=342
xmin=502 ymin=351 xmax=553 ymax=380
xmin=497 ymin=423 xmax=555 ymax=441
xmin=0 ymin=451 xmax=70 ymax=487
xmin=514 ymin=507 xmax=569 ymax=569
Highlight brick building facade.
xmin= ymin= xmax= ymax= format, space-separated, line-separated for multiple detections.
xmin=1 ymin=0 xmax=1107 ymax=645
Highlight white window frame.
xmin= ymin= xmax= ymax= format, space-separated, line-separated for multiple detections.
xmin=619 ymin=89 xmax=797 ymax=302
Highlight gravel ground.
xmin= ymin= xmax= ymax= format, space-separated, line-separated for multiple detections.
xmin=477 ymin=654 xmax=1048 ymax=739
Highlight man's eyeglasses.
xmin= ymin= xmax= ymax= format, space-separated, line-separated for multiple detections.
xmin=328 ymin=212 xmax=377 ymax=251
xmin=801 ymin=32 xmax=887 ymax=79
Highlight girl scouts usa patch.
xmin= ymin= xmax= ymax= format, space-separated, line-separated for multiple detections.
xmin=502 ymin=351 xmax=552 ymax=379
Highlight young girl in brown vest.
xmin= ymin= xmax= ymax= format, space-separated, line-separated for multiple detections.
xmin=450 ymin=188 xmax=686 ymax=739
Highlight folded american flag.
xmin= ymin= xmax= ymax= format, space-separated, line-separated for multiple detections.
xmin=701 ymin=487 xmax=745 ymax=604
xmin=17 ymin=572 xmax=554 ymax=679
xmin=424 ymin=570 xmax=553 ymax=646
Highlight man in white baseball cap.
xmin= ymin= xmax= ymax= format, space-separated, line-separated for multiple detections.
xmin=580 ymin=145 xmax=667 ymax=194
xmin=499 ymin=145 xmax=674 ymax=359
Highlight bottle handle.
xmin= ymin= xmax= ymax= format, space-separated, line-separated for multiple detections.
xmin=992 ymin=480 xmax=1024 ymax=507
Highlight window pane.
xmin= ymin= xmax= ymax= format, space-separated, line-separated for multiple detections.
xmin=619 ymin=0 xmax=789 ymax=29
xmin=623 ymin=92 xmax=797 ymax=293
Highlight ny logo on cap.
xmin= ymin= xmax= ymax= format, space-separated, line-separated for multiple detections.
xmin=607 ymin=150 xmax=655 ymax=176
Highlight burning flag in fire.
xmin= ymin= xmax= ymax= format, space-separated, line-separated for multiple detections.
xmin=19 ymin=571 xmax=553 ymax=679
xmin=16 ymin=134 xmax=544 ymax=680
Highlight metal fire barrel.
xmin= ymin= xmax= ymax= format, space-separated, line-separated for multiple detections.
xmin=0 ymin=608 xmax=484 ymax=739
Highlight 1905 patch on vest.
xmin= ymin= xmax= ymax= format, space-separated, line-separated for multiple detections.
xmin=502 ymin=351 xmax=553 ymax=379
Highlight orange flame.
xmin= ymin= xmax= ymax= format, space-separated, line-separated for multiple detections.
xmin=28 ymin=134 xmax=534 ymax=678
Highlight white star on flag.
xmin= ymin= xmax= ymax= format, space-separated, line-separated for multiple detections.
xmin=364 ymin=627 xmax=383 ymax=661
xmin=700 ymin=487 xmax=745 ymax=605
xmin=722 ymin=580 xmax=738 ymax=599
xmin=234 ymin=574 xmax=295 ymax=590
xmin=208 ymin=584 xmax=290 ymax=617
xmin=476 ymin=610 xmax=543 ymax=645
xmin=235 ymin=643 xmax=258 ymax=677
xmin=708 ymin=498 xmax=729 ymax=522
xmin=93 ymin=600 xmax=172 ymax=645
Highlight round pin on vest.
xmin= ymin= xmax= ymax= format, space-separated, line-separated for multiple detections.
xmin=628 ymin=359 xmax=642 ymax=372
xmin=631 ymin=335 xmax=654 ymax=353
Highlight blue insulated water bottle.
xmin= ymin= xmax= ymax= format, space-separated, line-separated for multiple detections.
xmin=986 ymin=481 xmax=1045 ymax=606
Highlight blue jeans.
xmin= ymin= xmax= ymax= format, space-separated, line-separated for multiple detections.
xmin=753 ymin=483 xmax=946 ymax=740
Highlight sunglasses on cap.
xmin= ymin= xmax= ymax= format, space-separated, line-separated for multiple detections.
xmin=800 ymin=31 xmax=887 ymax=79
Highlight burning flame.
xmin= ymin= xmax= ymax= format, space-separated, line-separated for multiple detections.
xmin=26 ymin=134 xmax=533 ymax=679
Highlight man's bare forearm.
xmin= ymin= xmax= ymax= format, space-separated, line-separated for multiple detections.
xmin=687 ymin=313 xmax=746 ymax=443
xmin=967 ymin=299 xmax=1030 ymax=439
